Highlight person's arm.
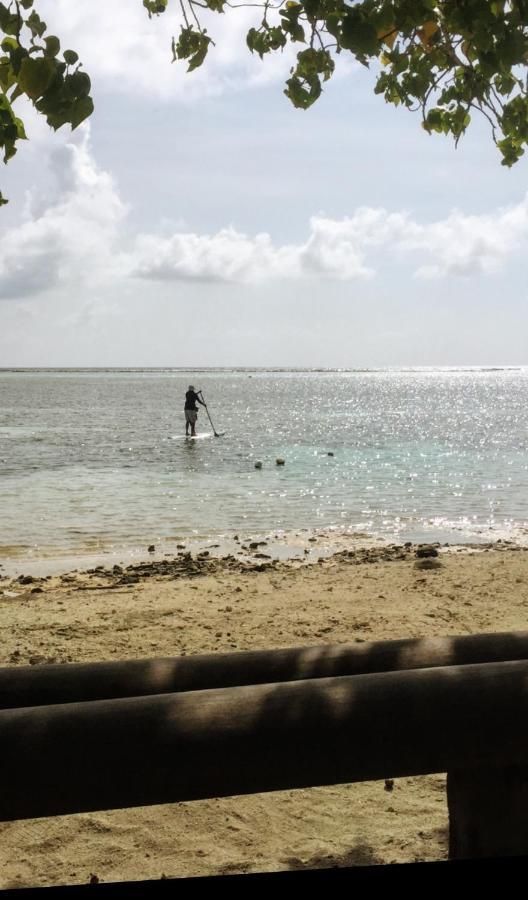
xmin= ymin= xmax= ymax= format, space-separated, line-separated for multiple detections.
xmin=196 ymin=392 xmax=206 ymax=406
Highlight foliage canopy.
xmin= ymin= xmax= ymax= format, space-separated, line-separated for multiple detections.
xmin=2 ymin=0 xmax=528 ymax=205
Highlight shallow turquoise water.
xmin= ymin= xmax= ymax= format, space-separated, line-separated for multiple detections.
xmin=1 ymin=368 xmax=527 ymax=562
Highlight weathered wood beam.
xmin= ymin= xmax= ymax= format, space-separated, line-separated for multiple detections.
xmin=2 ymin=659 xmax=528 ymax=822
xmin=2 ymin=630 xmax=528 ymax=709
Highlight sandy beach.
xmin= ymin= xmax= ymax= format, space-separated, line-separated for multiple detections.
xmin=1 ymin=539 xmax=528 ymax=888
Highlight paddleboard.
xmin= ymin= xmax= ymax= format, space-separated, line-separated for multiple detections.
xmin=170 ymin=433 xmax=213 ymax=440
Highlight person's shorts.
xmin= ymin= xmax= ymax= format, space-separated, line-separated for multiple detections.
xmin=185 ymin=409 xmax=198 ymax=424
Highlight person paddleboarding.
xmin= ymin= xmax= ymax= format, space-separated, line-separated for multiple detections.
xmin=184 ymin=385 xmax=206 ymax=437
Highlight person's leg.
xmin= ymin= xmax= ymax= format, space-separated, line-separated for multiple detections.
xmin=185 ymin=411 xmax=190 ymax=435
xmin=191 ymin=410 xmax=197 ymax=436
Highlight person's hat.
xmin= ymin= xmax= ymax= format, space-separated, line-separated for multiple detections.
xmin=188 ymin=385 xmax=195 ymax=391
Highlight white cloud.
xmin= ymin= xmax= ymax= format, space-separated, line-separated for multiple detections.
xmin=132 ymin=227 xmax=299 ymax=282
xmin=0 ymin=126 xmax=126 ymax=300
xmin=406 ymin=203 xmax=528 ymax=278
xmin=132 ymin=199 xmax=528 ymax=284
xmin=2 ymin=133 xmax=528 ymax=301
xmin=131 ymin=210 xmax=410 ymax=283
xmin=297 ymin=210 xmax=411 ymax=280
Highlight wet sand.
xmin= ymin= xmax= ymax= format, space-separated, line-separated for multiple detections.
xmin=1 ymin=540 xmax=527 ymax=887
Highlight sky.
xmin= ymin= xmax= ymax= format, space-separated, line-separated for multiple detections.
xmin=1 ymin=1 xmax=528 ymax=368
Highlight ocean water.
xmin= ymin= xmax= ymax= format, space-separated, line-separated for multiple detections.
xmin=1 ymin=368 xmax=528 ymax=568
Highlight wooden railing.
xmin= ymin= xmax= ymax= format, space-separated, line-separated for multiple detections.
xmin=2 ymin=630 xmax=528 ymax=860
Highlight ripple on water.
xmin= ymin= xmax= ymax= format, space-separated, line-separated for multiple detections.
xmin=0 ymin=368 xmax=527 ymax=561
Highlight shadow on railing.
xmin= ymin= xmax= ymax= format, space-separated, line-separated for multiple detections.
xmin=1 ymin=631 xmax=528 ymax=861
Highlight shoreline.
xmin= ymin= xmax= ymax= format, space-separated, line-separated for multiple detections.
xmin=0 ymin=537 xmax=421 ymax=601
xmin=0 ymin=530 xmax=388 ymax=579
xmin=1 ymin=541 xmax=528 ymax=885
xmin=2 ymin=522 xmax=527 ymax=580
xmin=2 ymin=537 xmax=524 ymax=594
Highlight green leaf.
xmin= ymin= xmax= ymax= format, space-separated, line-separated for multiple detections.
xmin=340 ymin=14 xmax=380 ymax=57
xmin=280 ymin=4 xmax=305 ymax=42
xmin=67 ymin=70 xmax=91 ymax=98
xmin=303 ymin=0 xmax=322 ymax=20
xmin=44 ymin=36 xmax=60 ymax=58
xmin=187 ymin=36 xmax=211 ymax=72
xmin=498 ymin=135 xmax=524 ymax=166
xmin=247 ymin=25 xmax=285 ymax=59
xmin=267 ymin=27 xmax=287 ymax=52
xmin=143 ymin=0 xmax=167 ymax=17
xmin=423 ymin=107 xmax=444 ymax=133
xmin=175 ymin=27 xmax=212 ymax=72
xmin=63 ymin=49 xmax=79 ymax=66
xmin=18 ymin=57 xmax=55 ymax=99
xmin=295 ymin=47 xmax=334 ymax=81
xmin=1 ymin=36 xmax=18 ymax=52
xmin=0 ymin=190 xmax=8 ymax=206
xmin=280 ymin=8 xmax=305 ymax=44
xmin=326 ymin=13 xmax=341 ymax=39
xmin=284 ymin=71 xmax=322 ymax=109
xmin=0 ymin=56 xmax=14 ymax=90
xmin=70 ymin=95 xmax=94 ymax=129
xmin=0 ymin=10 xmax=22 ymax=37
xmin=25 ymin=10 xmax=46 ymax=39
xmin=247 ymin=28 xmax=266 ymax=58
xmin=14 ymin=115 xmax=26 ymax=139
xmin=0 ymin=90 xmax=19 ymax=162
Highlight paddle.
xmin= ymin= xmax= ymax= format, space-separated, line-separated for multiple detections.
xmin=199 ymin=391 xmax=224 ymax=437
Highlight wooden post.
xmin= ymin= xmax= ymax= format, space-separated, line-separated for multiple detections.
xmin=3 ymin=630 xmax=528 ymax=709
xmin=447 ymin=766 xmax=528 ymax=859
